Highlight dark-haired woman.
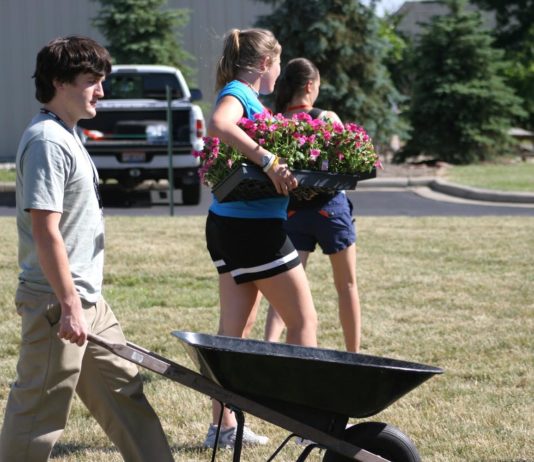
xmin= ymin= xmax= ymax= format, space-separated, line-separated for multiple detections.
xmin=264 ymin=58 xmax=361 ymax=353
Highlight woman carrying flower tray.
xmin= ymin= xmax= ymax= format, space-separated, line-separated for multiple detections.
xmin=201 ymin=29 xmax=318 ymax=450
xmin=264 ymin=58 xmax=362 ymax=353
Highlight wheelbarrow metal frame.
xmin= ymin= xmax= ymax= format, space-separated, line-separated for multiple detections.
xmin=88 ymin=333 xmax=387 ymax=462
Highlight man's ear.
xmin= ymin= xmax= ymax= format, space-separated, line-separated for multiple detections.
xmin=305 ymin=80 xmax=313 ymax=94
xmin=52 ymin=79 xmax=65 ymax=91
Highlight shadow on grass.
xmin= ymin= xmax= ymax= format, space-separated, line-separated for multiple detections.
xmin=50 ymin=442 xmax=118 ymax=457
xmin=50 ymin=442 xmax=221 ymax=458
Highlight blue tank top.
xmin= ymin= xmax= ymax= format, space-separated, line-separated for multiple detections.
xmin=209 ymin=80 xmax=288 ymax=219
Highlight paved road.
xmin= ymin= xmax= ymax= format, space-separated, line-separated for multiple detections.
xmin=1 ymin=185 xmax=533 ymax=217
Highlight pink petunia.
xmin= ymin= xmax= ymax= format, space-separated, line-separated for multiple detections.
xmin=310 ymin=119 xmax=325 ymax=130
xmin=309 ymin=149 xmax=320 ymax=160
xmin=296 ymin=112 xmax=313 ymax=122
xmin=332 ymin=122 xmax=344 ymax=134
xmin=254 ymin=112 xmax=267 ymax=121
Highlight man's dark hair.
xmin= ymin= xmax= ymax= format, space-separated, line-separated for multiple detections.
xmin=33 ymin=35 xmax=112 ymax=103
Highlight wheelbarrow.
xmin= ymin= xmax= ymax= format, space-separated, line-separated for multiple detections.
xmin=88 ymin=331 xmax=443 ymax=462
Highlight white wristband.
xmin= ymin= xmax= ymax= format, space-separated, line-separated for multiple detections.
xmin=262 ymin=154 xmax=277 ymax=172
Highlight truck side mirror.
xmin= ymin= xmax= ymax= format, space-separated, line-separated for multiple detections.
xmin=190 ymin=88 xmax=203 ymax=102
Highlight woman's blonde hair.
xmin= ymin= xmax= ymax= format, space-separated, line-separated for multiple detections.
xmin=215 ymin=28 xmax=281 ymax=91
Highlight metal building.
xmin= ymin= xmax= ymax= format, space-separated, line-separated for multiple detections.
xmin=0 ymin=0 xmax=273 ymax=161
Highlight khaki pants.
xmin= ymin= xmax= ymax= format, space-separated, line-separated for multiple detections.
xmin=0 ymin=287 xmax=174 ymax=462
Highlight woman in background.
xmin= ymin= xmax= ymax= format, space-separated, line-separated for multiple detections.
xmin=264 ymin=58 xmax=361 ymax=353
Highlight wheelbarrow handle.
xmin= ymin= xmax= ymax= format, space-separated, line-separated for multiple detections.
xmin=87 ymin=333 xmax=171 ymax=374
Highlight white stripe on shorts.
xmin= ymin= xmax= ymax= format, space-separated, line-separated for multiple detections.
xmin=230 ymin=249 xmax=299 ymax=278
xmin=214 ymin=259 xmax=226 ymax=268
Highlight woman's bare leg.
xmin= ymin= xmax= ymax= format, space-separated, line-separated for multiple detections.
xmin=329 ymin=244 xmax=361 ymax=352
xmin=256 ymin=263 xmax=317 ymax=347
xmin=212 ymin=273 xmax=262 ymax=428
xmin=264 ymin=251 xmax=310 ymax=342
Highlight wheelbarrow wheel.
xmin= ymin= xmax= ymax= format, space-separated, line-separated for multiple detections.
xmin=322 ymin=421 xmax=421 ymax=462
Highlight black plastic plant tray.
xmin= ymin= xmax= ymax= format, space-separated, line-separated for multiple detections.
xmin=211 ymin=163 xmax=377 ymax=203
xmin=173 ymin=331 xmax=443 ymax=419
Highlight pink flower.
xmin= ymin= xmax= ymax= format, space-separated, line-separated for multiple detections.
xmin=332 ymin=122 xmax=344 ymax=134
xmin=310 ymin=119 xmax=325 ymax=130
xmin=309 ymin=149 xmax=320 ymax=160
xmin=254 ymin=112 xmax=267 ymax=121
xmin=295 ymin=112 xmax=313 ymax=122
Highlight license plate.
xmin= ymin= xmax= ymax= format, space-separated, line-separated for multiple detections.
xmin=121 ymin=151 xmax=146 ymax=163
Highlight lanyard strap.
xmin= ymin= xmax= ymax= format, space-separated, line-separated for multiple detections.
xmin=40 ymin=108 xmax=103 ymax=209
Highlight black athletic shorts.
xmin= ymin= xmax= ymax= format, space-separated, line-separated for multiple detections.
xmin=206 ymin=211 xmax=300 ymax=284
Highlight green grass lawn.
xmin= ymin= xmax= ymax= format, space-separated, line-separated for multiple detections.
xmin=445 ymin=160 xmax=534 ymax=192
xmin=0 ymin=168 xmax=15 ymax=183
xmin=0 ymin=216 xmax=532 ymax=461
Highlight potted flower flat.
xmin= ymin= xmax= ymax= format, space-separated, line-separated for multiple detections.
xmin=194 ymin=112 xmax=380 ymax=203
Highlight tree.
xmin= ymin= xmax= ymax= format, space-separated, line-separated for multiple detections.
xmin=92 ymin=0 xmax=194 ymax=80
xmin=396 ymin=0 xmax=525 ymax=164
xmin=471 ymin=0 xmax=534 ymax=129
xmin=255 ymin=0 xmax=406 ymax=146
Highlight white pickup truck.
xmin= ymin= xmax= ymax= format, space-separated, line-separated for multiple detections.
xmin=78 ymin=64 xmax=206 ymax=205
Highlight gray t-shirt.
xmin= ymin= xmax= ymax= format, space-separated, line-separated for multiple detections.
xmin=16 ymin=113 xmax=104 ymax=303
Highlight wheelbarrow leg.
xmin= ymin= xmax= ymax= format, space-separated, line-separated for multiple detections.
xmin=266 ymin=433 xmax=295 ymax=461
xmin=209 ymin=401 xmax=225 ymax=462
xmin=295 ymin=443 xmax=322 ymax=461
xmin=232 ymin=407 xmax=245 ymax=462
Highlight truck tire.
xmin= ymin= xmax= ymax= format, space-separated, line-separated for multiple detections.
xmin=182 ymin=183 xmax=201 ymax=205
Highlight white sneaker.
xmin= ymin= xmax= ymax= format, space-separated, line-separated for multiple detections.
xmin=295 ymin=436 xmax=314 ymax=446
xmin=203 ymin=424 xmax=269 ymax=449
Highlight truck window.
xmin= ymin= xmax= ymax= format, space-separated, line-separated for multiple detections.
xmin=103 ymin=73 xmax=184 ymax=100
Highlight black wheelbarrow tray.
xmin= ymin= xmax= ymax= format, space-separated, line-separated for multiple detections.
xmin=88 ymin=331 xmax=443 ymax=462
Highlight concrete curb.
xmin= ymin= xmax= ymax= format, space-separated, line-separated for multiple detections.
xmin=0 ymin=182 xmax=15 ymax=192
xmin=357 ymin=176 xmax=435 ymax=188
xmin=429 ymin=178 xmax=534 ymax=204
xmin=358 ymin=176 xmax=534 ymax=204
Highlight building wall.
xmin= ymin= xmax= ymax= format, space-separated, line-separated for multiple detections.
xmin=395 ymin=1 xmax=495 ymax=39
xmin=0 ymin=0 xmax=272 ymax=161
xmin=169 ymin=0 xmax=272 ymax=105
